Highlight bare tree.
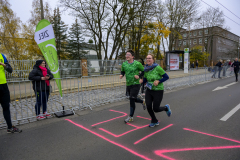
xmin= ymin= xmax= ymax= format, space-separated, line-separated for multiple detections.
xmin=165 ymin=0 xmax=200 ymax=51
xmin=196 ymin=7 xmax=226 ymax=63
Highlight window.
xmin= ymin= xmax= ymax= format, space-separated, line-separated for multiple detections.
xmin=193 ymin=39 xmax=197 ymax=44
xmin=189 ymin=32 xmax=192 ymax=37
xmin=173 ymin=40 xmax=175 ymax=44
xmin=205 ymin=38 xmax=208 ymax=43
xmin=183 ymin=33 xmax=187 ymax=38
xmin=179 ymin=40 xmax=182 ymax=46
xmin=204 ymin=29 xmax=208 ymax=34
xmin=199 ymin=31 xmax=202 ymax=36
xmin=183 ymin=40 xmax=186 ymax=46
xmin=199 ymin=38 xmax=202 ymax=44
xmin=172 ymin=47 xmax=175 ymax=50
xmin=194 ymin=31 xmax=197 ymax=36
xmin=189 ymin=40 xmax=192 ymax=45
xmin=204 ymin=47 xmax=206 ymax=52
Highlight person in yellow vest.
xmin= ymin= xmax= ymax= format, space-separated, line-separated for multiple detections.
xmin=0 ymin=53 xmax=22 ymax=133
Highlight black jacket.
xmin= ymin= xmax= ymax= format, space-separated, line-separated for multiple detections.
xmin=215 ymin=62 xmax=222 ymax=67
xmin=29 ymin=65 xmax=53 ymax=92
xmin=231 ymin=61 xmax=240 ymax=70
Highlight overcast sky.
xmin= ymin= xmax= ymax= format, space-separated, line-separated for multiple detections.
xmin=9 ymin=0 xmax=240 ymax=39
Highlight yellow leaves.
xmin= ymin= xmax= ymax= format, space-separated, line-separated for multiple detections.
xmin=139 ymin=21 xmax=170 ymax=57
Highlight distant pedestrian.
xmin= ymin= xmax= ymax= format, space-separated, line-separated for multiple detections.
xmin=191 ymin=62 xmax=194 ymax=68
xmin=0 ymin=53 xmax=22 ymax=133
xmin=231 ymin=58 xmax=239 ymax=82
xmin=196 ymin=60 xmax=199 ymax=70
xmin=212 ymin=62 xmax=219 ymax=78
xmin=139 ymin=54 xmax=171 ymax=128
xmin=222 ymin=60 xmax=228 ymax=77
xmin=29 ymin=60 xmax=53 ymax=120
xmin=229 ymin=60 xmax=234 ymax=76
xmin=217 ymin=59 xmax=223 ymax=79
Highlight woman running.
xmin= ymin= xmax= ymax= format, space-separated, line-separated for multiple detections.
xmin=139 ymin=54 xmax=171 ymax=127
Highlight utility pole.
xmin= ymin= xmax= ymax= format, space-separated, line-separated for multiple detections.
xmin=40 ymin=0 xmax=44 ymax=20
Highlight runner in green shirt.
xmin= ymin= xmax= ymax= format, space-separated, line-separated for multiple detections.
xmin=139 ymin=53 xmax=172 ymax=127
xmin=120 ymin=49 xmax=146 ymax=123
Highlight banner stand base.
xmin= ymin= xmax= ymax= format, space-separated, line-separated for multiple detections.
xmin=54 ymin=106 xmax=74 ymax=118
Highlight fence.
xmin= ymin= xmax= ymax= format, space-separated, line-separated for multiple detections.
xmin=6 ymin=59 xmax=161 ymax=82
xmin=0 ymin=66 xmax=233 ymax=129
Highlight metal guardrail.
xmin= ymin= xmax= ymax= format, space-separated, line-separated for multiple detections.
xmin=1 ymin=66 xmax=233 ymax=129
xmin=6 ymin=59 xmax=160 ymax=81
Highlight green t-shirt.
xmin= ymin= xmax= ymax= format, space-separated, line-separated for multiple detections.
xmin=121 ymin=60 xmax=144 ymax=86
xmin=144 ymin=65 xmax=166 ymax=90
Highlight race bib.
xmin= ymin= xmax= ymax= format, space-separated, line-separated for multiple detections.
xmin=146 ymin=82 xmax=153 ymax=90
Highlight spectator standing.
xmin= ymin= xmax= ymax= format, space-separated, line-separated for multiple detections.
xmin=29 ymin=60 xmax=53 ymax=120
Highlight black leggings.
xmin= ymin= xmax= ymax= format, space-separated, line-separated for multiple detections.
xmin=0 ymin=84 xmax=12 ymax=129
xmin=145 ymin=89 xmax=167 ymax=123
xmin=234 ymin=69 xmax=239 ymax=81
xmin=127 ymin=84 xmax=143 ymax=117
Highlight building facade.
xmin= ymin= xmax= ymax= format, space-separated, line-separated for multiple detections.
xmin=173 ymin=26 xmax=240 ymax=64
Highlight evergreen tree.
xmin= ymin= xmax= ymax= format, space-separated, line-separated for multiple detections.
xmin=51 ymin=7 xmax=68 ymax=60
xmin=66 ymin=18 xmax=87 ymax=59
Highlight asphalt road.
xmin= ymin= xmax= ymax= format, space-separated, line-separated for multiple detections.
xmin=0 ymin=76 xmax=240 ymax=160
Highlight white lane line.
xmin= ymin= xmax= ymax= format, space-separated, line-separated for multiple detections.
xmin=220 ymin=103 xmax=240 ymax=121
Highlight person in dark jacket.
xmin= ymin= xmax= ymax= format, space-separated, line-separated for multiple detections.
xmin=217 ymin=59 xmax=223 ymax=79
xmin=191 ymin=62 xmax=194 ymax=68
xmin=29 ymin=60 xmax=53 ymax=120
xmin=231 ymin=58 xmax=239 ymax=82
xmin=196 ymin=60 xmax=199 ymax=70
xmin=0 ymin=53 xmax=22 ymax=133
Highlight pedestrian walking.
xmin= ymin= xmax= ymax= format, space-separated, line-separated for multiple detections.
xmin=229 ymin=60 xmax=234 ymax=76
xmin=0 ymin=53 xmax=22 ymax=133
xmin=191 ymin=62 xmax=194 ymax=68
xmin=222 ymin=60 xmax=228 ymax=77
xmin=120 ymin=50 xmax=146 ymax=123
xmin=139 ymin=54 xmax=171 ymax=128
xmin=215 ymin=59 xmax=223 ymax=79
xmin=231 ymin=58 xmax=240 ymax=82
xmin=29 ymin=60 xmax=53 ymax=120
xmin=212 ymin=62 xmax=219 ymax=78
xmin=196 ymin=60 xmax=199 ymax=70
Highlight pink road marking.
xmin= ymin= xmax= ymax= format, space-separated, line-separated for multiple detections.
xmin=183 ymin=128 xmax=240 ymax=144
xmin=127 ymin=123 xmax=142 ymax=128
xmin=155 ymin=145 xmax=240 ymax=160
xmin=137 ymin=116 xmax=151 ymax=120
xmin=66 ymin=119 xmax=152 ymax=160
xmin=99 ymin=125 xmax=149 ymax=137
xmin=155 ymin=128 xmax=240 ymax=160
xmin=134 ymin=124 xmax=173 ymax=145
xmin=91 ymin=110 xmax=127 ymax=126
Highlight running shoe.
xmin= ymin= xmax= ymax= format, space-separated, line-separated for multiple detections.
xmin=142 ymin=100 xmax=146 ymax=110
xmin=165 ymin=104 xmax=172 ymax=117
xmin=43 ymin=112 xmax=51 ymax=118
xmin=124 ymin=116 xmax=133 ymax=123
xmin=37 ymin=115 xmax=46 ymax=120
xmin=149 ymin=122 xmax=159 ymax=127
xmin=7 ymin=126 xmax=22 ymax=133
